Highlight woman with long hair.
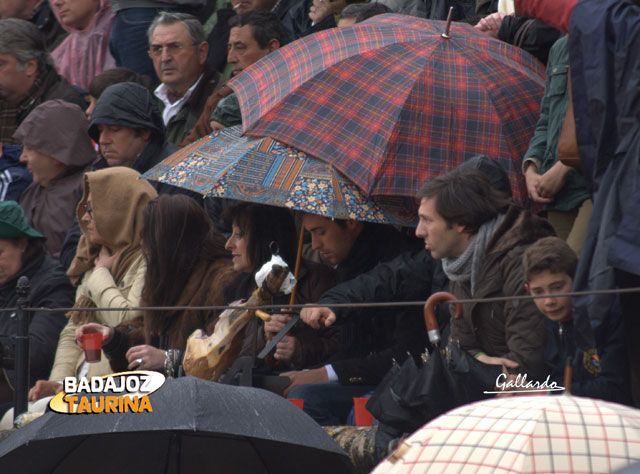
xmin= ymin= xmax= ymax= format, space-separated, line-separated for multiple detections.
xmin=78 ymin=194 xmax=236 ymax=377
xmin=223 ymin=202 xmax=339 ymax=369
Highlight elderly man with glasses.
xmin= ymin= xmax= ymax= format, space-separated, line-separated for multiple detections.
xmin=148 ymin=11 xmax=222 ymax=144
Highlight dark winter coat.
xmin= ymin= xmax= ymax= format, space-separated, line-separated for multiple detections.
xmin=320 ymin=248 xmax=449 ymax=386
xmin=545 ymin=316 xmax=631 ymax=404
xmin=0 ymin=250 xmax=75 ymax=404
xmin=450 ymin=206 xmax=554 ymax=381
xmin=315 ymin=224 xmax=424 ymax=386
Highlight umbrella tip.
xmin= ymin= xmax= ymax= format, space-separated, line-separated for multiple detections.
xmin=442 ymin=7 xmax=454 ymax=39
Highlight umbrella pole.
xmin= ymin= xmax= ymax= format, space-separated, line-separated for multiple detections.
xmin=289 ymin=224 xmax=305 ymax=310
xmin=563 ymin=356 xmax=573 ymax=395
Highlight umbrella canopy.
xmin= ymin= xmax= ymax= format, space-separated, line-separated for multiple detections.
xmin=229 ymin=13 xmax=546 ymax=204
xmin=372 ymin=395 xmax=640 ymax=474
xmin=0 ymin=376 xmax=353 ymax=474
xmin=142 ymin=126 xmax=417 ymax=226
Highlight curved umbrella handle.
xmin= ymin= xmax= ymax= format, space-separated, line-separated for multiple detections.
xmin=424 ymin=291 xmax=462 ymax=346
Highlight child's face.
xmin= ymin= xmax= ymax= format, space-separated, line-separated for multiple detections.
xmin=526 ymin=270 xmax=573 ymax=322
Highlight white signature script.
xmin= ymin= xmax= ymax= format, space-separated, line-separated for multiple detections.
xmin=483 ymin=373 xmax=565 ymax=394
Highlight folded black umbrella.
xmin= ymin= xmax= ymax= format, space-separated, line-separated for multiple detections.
xmin=367 ymin=292 xmax=501 ymax=434
xmin=0 ymin=376 xmax=353 ymax=474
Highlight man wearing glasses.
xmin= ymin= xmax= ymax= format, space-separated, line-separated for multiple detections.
xmin=148 ymin=12 xmax=221 ymax=144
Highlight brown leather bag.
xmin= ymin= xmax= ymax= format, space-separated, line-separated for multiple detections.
xmin=557 ymin=68 xmax=580 ymax=168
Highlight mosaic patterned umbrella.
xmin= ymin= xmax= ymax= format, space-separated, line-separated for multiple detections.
xmin=142 ymin=126 xmax=417 ymax=226
xmin=372 ymin=395 xmax=640 ymax=474
xmin=228 ymin=14 xmax=546 ymax=205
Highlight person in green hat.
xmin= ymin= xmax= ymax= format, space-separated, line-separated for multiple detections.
xmin=0 ymin=201 xmax=75 ymax=414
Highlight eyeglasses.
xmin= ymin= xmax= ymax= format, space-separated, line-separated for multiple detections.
xmin=148 ymin=42 xmax=198 ymax=58
xmin=84 ymin=203 xmax=93 ymax=219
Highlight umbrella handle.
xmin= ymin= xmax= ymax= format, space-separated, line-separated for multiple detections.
xmin=424 ymin=291 xmax=462 ymax=346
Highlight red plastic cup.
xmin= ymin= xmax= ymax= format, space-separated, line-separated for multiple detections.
xmin=82 ymin=333 xmax=103 ymax=363
xmin=353 ymin=397 xmax=374 ymax=426
xmin=288 ymin=399 xmax=305 ymax=410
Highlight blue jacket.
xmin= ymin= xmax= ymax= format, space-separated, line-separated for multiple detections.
xmin=545 ymin=315 xmax=631 ymax=405
xmin=0 ymin=145 xmax=32 ymax=202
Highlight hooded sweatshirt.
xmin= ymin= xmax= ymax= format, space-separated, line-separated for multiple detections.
xmin=49 ymin=0 xmax=116 ymax=90
xmin=15 ymin=100 xmax=97 ymax=257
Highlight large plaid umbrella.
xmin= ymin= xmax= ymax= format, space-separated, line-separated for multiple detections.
xmin=372 ymin=395 xmax=640 ymax=474
xmin=229 ymin=14 xmax=546 ymax=204
xmin=142 ymin=126 xmax=417 ymax=226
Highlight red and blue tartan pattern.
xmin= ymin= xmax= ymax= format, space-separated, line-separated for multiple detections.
xmin=229 ymin=14 xmax=545 ymax=205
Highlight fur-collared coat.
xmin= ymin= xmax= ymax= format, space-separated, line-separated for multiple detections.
xmin=450 ymin=205 xmax=555 ymax=381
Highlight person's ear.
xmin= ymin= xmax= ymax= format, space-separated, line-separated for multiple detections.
xmin=17 ymin=237 xmax=28 ymax=253
xmin=267 ymin=39 xmax=280 ymax=53
xmin=197 ymin=41 xmax=209 ymax=64
xmin=141 ymin=129 xmax=152 ymax=142
xmin=524 ymin=283 xmax=530 ymax=293
xmin=23 ymin=59 xmax=38 ymax=78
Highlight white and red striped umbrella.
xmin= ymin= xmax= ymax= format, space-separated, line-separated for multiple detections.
xmin=373 ymin=395 xmax=640 ymax=474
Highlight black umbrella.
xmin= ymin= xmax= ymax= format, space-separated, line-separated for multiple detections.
xmin=0 ymin=376 xmax=353 ymax=474
xmin=366 ymin=292 xmax=502 ymax=434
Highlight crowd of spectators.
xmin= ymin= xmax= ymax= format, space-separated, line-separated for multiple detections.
xmin=0 ymin=0 xmax=638 ymax=471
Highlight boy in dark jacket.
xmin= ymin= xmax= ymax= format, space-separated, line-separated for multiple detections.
xmin=523 ymin=236 xmax=631 ymax=404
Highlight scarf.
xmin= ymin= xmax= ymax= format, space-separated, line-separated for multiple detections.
xmin=66 ymin=167 xmax=157 ymax=323
xmin=442 ymin=214 xmax=505 ymax=294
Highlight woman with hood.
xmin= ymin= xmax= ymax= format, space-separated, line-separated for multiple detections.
xmin=28 ymin=167 xmax=157 ymax=401
xmin=15 ymin=100 xmax=97 ymax=258
xmin=49 ymin=0 xmax=116 ymax=90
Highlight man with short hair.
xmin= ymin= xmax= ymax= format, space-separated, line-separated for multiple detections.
xmin=415 ymin=167 xmax=552 ymax=380
xmin=0 ymin=0 xmax=67 ymax=51
xmin=281 ymin=215 xmax=427 ymax=425
xmin=148 ymin=12 xmax=220 ymax=145
xmin=182 ymin=10 xmax=286 ymax=144
xmin=0 ymin=19 xmax=85 ymax=144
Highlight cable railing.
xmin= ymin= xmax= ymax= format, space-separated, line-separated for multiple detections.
xmin=6 ymin=283 xmax=640 ymax=426
xmin=7 ymin=285 xmax=640 ymax=314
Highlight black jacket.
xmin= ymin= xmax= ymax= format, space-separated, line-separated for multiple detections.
xmin=0 ymin=251 xmax=75 ymax=404
xmin=317 ymin=224 xmax=427 ymax=386
xmin=545 ymin=315 xmax=631 ymax=405
xmin=498 ymin=16 xmax=563 ymax=66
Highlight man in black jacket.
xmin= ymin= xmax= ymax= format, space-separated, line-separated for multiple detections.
xmin=283 ymin=214 xmax=431 ymax=425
